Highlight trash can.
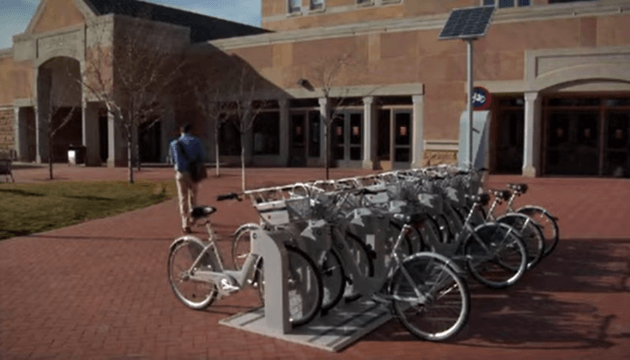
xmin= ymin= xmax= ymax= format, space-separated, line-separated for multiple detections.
xmin=68 ymin=145 xmax=85 ymax=165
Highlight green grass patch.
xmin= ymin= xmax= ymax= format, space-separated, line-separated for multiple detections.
xmin=0 ymin=180 xmax=177 ymax=240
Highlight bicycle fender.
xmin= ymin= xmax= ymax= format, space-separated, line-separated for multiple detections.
xmin=403 ymin=251 xmax=465 ymax=276
xmin=168 ymin=235 xmax=205 ymax=252
xmin=232 ymin=222 xmax=262 ymax=237
xmin=517 ymin=205 xmax=559 ymax=222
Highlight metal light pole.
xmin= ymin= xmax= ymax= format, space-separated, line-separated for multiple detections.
xmin=466 ymin=38 xmax=474 ymax=169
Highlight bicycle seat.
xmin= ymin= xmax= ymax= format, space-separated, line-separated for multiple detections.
xmin=489 ymin=189 xmax=511 ymax=201
xmin=507 ymin=183 xmax=528 ymax=194
xmin=391 ymin=212 xmax=425 ymax=226
xmin=190 ymin=206 xmax=217 ymax=219
xmin=466 ymin=193 xmax=490 ymax=206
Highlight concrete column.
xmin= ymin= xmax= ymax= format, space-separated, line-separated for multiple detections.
xmin=411 ymin=94 xmax=425 ymax=168
xmin=14 ymin=107 xmax=29 ymax=161
xmin=523 ymin=91 xmax=541 ymax=177
xmin=318 ymin=98 xmax=329 ymax=167
xmin=107 ymin=110 xmax=125 ymax=167
xmin=82 ymin=102 xmax=101 ymax=166
xmin=279 ymin=98 xmax=290 ymax=166
xmin=35 ymin=67 xmax=51 ymax=164
xmin=362 ymin=96 xmax=376 ymax=169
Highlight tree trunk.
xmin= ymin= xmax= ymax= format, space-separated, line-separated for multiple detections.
xmin=127 ymin=137 xmax=134 ymax=184
xmin=240 ymin=132 xmax=246 ymax=192
xmin=48 ymin=137 xmax=53 ymax=180
xmin=215 ymin=123 xmax=220 ymax=177
xmin=324 ymin=123 xmax=330 ymax=180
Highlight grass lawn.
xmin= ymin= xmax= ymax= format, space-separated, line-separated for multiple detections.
xmin=0 ymin=180 xmax=177 ymax=240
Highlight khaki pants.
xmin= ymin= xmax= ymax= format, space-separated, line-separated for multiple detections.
xmin=175 ymin=171 xmax=198 ymax=229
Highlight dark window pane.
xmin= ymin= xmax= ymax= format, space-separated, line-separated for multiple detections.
xmin=604 ymin=98 xmax=630 ymax=107
xmin=394 ymin=112 xmax=411 ymax=146
xmin=219 ymin=120 xmax=241 ymax=156
xmin=377 ymin=110 xmax=391 ymax=160
xmin=253 ymin=112 xmax=280 ymax=155
xmin=518 ymin=0 xmax=530 ymax=6
xmin=498 ymin=0 xmax=515 ymax=8
xmin=350 ymin=113 xmax=362 ymax=145
xmin=483 ymin=0 xmax=495 ymax=5
xmin=308 ymin=111 xmax=320 ymax=157
xmin=395 ymin=148 xmax=410 ymax=162
xmin=548 ymin=97 xmax=600 ymax=107
xmin=350 ymin=147 xmax=362 ymax=161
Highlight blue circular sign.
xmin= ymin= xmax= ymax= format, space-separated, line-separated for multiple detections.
xmin=472 ymin=86 xmax=492 ymax=110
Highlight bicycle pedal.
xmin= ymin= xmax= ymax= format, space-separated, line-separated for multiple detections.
xmin=220 ymin=279 xmax=239 ymax=293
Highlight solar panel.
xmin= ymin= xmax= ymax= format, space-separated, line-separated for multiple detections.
xmin=438 ymin=6 xmax=495 ymax=40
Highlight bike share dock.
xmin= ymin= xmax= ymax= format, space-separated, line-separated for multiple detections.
xmin=218 ymin=227 xmax=393 ymax=352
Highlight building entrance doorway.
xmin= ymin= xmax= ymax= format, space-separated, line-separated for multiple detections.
xmin=332 ymin=111 xmax=363 ymax=166
xmin=543 ymin=96 xmax=630 ymax=176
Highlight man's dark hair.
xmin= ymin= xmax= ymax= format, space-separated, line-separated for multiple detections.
xmin=180 ymin=123 xmax=193 ymax=133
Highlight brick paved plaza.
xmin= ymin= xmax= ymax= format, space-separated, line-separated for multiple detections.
xmin=1 ymin=166 xmax=629 ymax=360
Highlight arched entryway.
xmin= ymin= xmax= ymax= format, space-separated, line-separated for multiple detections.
xmin=35 ymin=57 xmax=83 ymax=163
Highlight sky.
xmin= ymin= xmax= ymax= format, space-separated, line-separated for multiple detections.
xmin=0 ymin=0 xmax=262 ymax=49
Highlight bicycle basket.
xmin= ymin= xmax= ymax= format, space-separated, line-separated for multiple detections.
xmin=285 ymin=196 xmax=312 ymax=222
xmin=254 ymin=200 xmax=290 ymax=226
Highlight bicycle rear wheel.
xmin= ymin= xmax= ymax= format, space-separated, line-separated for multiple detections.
xmin=391 ymin=253 xmax=470 ymax=341
xmin=517 ymin=206 xmax=559 ymax=258
xmin=167 ymin=237 xmax=217 ymax=310
xmin=256 ymin=245 xmax=323 ymax=327
xmin=464 ymin=223 xmax=527 ymax=289
xmin=496 ymin=213 xmax=545 ymax=270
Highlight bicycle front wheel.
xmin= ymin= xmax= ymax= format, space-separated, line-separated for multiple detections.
xmin=167 ymin=237 xmax=217 ymax=310
xmin=257 ymin=245 xmax=323 ymax=327
xmin=318 ymin=249 xmax=346 ymax=313
xmin=391 ymin=253 xmax=470 ymax=341
xmin=517 ymin=206 xmax=559 ymax=258
xmin=464 ymin=223 xmax=527 ymax=289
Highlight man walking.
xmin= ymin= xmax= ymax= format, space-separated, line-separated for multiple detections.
xmin=169 ymin=123 xmax=205 ymax=234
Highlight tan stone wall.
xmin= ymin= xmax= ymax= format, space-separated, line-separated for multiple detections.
xmin=32 ymin=0 xmax=85 ymax=34
xmin=0 ymin=108 xmax=14 ymax=152
xmin=0 ymin=56 xmax=33 ymax=106
xmin=422 ymin=150 xmax=458 ymax=167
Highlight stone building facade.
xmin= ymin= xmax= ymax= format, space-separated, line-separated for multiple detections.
xmin=1 ymin=0 xmax=630 ymax=176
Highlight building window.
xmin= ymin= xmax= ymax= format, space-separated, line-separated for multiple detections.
xmin=483 ymin=0 xmax=530 ymax=7
xmin=253 ymin=111 xmax=280 ymax=155
xmin=357 ymin=0 xmax=373 ymax=6
xmin=310 ymin=0 xmax=324 ymax=10
xmin=288 ymin=0 xmax=301 ymax=13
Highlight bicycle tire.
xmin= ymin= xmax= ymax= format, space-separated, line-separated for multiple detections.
xmin=496 ymin=213 xmax=545 ymax=270
xmin=231 ymin=223 xmax=260 ymax=270
xmin=167 ymin=236 xmax=217 ymax=310
xmin=464 ymin=222 xmax=527 ymax=289
xmin=343 ymin=232 xmax=375 ymax=303
xmin=256 ymin=245 xmax=324 ymax=327
xmin=318 ymin=249 xmax=346 ymax=312
xmin=391 ymin=253 xmax=470 ymax=341
xmin=517 ymin=206 xmax=559 ymax=258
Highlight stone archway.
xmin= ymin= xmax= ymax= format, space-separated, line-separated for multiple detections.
xmin=35 ymin=56 xmax=83 ymax=163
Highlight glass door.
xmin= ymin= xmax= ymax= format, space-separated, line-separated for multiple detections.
xmin=604 ymin=111 xmax=630 ymax=177
xmin=545 ymin=110 xmax=599 ymax=175
xmin=393 ymin=111 xmax=411 ymax=168
xmin=332 ymin=111 xmax=363 ymax=166
xmin=290 ymin=113 xmax=307 ymax=166
xmin=495 ymin=109 xmax=524 ymax=174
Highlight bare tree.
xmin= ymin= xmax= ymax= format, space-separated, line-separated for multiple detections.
xmin=309 ymin=51 xmax=355 ymax=180
xmin=78 ymin=17 xmax=186 ymax=183
xmin=189 ymin=74 xmax=230 ymax=177
xmin=222 ymin=66 xmax=268 ymax=191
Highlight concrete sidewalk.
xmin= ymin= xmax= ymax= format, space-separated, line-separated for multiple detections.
xmin=1 ymin=167 xmax=629 ymax=359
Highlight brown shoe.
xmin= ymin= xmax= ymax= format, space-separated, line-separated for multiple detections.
xmin=182 ymin=227 xmax=192 ymax=234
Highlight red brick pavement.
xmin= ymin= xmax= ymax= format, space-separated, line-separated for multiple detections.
xmin=1 ymin=166 xmax=629 ymax=360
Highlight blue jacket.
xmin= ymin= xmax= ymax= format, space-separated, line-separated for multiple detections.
xmin=169 ymin=134 xmax=205 ymax=172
